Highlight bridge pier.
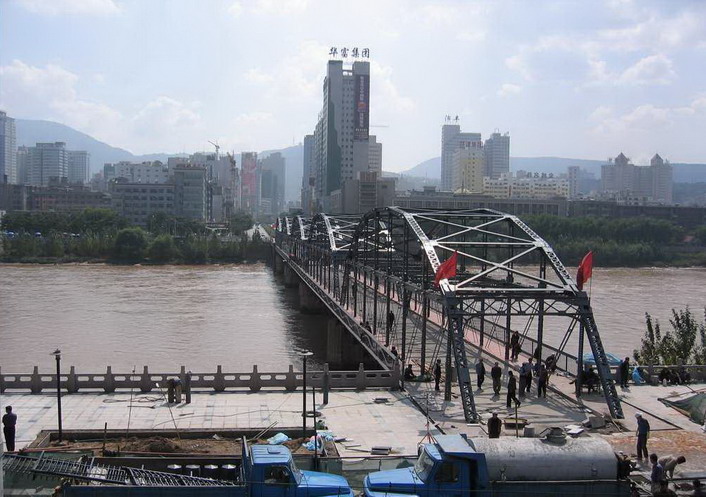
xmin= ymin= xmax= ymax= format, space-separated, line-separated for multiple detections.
xmin=299 ymin=283 xmax=324 ymax=314
xmin=274 ymin=252 xmax=284 ymax=274
xmin=327 ymin=318 xmax=343 ymax=365
xmin=283 ymin=265 xmax=298 ymax=288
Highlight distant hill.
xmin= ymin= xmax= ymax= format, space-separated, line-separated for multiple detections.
xmin=403 ymin=155 xmax=706 ymax=183
xmin=15 ymin=119 xmax=181 ymax=173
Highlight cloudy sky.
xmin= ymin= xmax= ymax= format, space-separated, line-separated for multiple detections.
xmin=1 ymin=0 xmax=705 ymax=170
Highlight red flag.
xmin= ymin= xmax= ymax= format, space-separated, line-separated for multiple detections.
xmin=434 ymin=251 xmax=458 ymax=287
xmin=576 ymin=251 xmax=593 ymax=291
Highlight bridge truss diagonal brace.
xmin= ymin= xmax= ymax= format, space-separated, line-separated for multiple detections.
xmin=443 ymin=291 xmax=478 ymax=423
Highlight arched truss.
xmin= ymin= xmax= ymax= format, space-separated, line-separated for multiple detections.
xmin=274 ymin=207 xmax=622 ymax=422
xmin=292 ymin=216 xmax=310 ymax=241
xmin=308 ymin=214 xmax=361 ymax=252
xmin=341 ymin=207 xmax=621 ymax=421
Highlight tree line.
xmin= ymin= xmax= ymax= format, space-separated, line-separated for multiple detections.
xmin=1 ymin=209 xmax=268 ymax=264
xmin=524 ymin=215 xmax=705 ymax=266
xmin=633 ymin=307 xmax=706 ymax=365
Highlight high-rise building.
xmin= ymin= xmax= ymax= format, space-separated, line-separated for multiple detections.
xmin=301 ymin=135 xmax=315 ymax=215
xmin=0 ymin=110 xmax=17 ymax=184
xmin=68 ymin=150 xmax=90 ymax=185
xmin=441 ymin=123 xmax=481 ymax=191
xmin=240 ymin=152 xmax=258 ymax=213
xmin=312 ymin=60 xmax=372 ymax=212
xmin=484 ymin=131 xmax=510 ymax=179
xmin=16 ymin=146 xmax=29 ymax=185
xmin=28 ymin=142 xmax=69 ymax=187
xmin=259 ymin=152 xmax=286 ymax=215
xmin=173 ymin=166 xmax=207 ymax=220
xmin=601 ymin=152 xmax=672 ymax=204
xmin=369 ymin=135 xmax=382 ymax=173
xmin=567 ymin=166 xmax=580 ymax=199
xmin=452 ymin=144 xmax=485 ymax=193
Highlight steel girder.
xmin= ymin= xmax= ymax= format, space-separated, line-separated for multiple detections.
xmin=308 ymin=213 xmax=362 ymax=252
xmin=292 ymin=216 xmax=310 ymax=241
xmin=342 ymin=207 xmax=622 ymax=420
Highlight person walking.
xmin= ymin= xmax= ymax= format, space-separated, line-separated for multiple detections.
xmin=491 ymin=362 xmax=502 ymax=395
xmin=636 ymin=412 xmax=651 ymax=461
xmin=3 ymin=405 xmax=17 ymax=452
xmin=386 ymin=310 xmax=395 ymax=335
xmin=434 ymin=359 xmax=442 ymax=392
xmin=475 ymin=360 xmax=486 ymax=390
xmin=620 ymin=357 xmax=630 ymax=388
xmin=510 ymin=331 xmax=520 ymax=361
xmin=650 ymin=453 xmax=665 ymax=494
xmin=487 ymin=412 xmax=502 ymax=439
xmin=537 ymin=364 xmax=549 ymax=398
xmin=506 ymin=371 xmax=520 ymax=409
xmin=525 ymin=359 xmax=534 ymax=393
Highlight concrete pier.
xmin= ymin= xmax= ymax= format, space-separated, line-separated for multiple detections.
xmin=327 ymin=318 xmax=343 ymax=364
xmin=298 ymin=282 xmax=324 ymax=313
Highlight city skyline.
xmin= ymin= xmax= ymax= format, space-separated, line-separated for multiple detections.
xmin=1 ymin=0 xmax=706 ymax=171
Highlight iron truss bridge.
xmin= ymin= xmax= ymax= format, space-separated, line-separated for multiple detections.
xmin=274 ymin=208 xmax=623 ymax=422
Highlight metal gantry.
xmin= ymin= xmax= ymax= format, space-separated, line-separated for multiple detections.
xmin=275 ymin=208 xmax=623 ymax=422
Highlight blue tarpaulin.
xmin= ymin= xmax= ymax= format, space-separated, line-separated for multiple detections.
xmin=582 ymin=352 xmax=623 ymax=366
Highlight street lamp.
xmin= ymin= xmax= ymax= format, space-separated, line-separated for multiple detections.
xmin=300 ymin=351 xmax=314 ymax=439
xmin=51 ymin=349 xmax=63 ymax=443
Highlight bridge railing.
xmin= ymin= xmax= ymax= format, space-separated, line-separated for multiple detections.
xmin=0 ymin=363 xmax=401 ymax=394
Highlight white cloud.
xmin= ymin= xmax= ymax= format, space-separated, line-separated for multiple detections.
xmin=18 ymin=0 xmax=121 ymax=16
xmin=589 ymin=96 xmax=706 ymax=134
xmin=618 ymin=54 xmax=675 ymax=86
xmin=252 ymin=0 xmax=309 ymax=15
xmin=497 ymin=83 xmax=522 ymax=98
xmin=243 ymin=68 xmax=275 ymax=84
xmin=227 ymin=1 xmax=243 ymax=18
xmin=370 ymin=61 xmax=415 ymax=113
xmin=597 ymin=11 xmax=706 ymax=52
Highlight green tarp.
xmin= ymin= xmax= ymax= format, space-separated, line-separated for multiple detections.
xmin=661 ymin=392 xmax=706 ymax=425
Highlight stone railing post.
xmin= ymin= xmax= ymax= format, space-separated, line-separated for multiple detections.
xmin=285 ymin=365 xmax=296 ymax=391
xmin=356 ymin=363 xmax=366 ymax=391
xmin=323 ymin=363 xmax=330 ymax=404
xmin=67 ymin=366 xmax=79 ymax=393
xmin=392 ymin=361 xmax=401 ymax=388
xmin=249 ymin=365 xmax=262 ymax=392
xmin=180 ymin=366 xmax=186 ymax=385
xmin=213 ymin=365 xmax=226 ymax=392
xmin=0 ymin=366 xmax=4 ymax=393
xmin=31 ymin=366 xmax=42 ymax=394
xmin=139 ymin=366 xmax=152 ymax=392
xmin=104 ymin=366 xmax=116 ymax=393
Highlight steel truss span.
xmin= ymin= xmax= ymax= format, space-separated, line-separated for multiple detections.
xmin=275 ymin=208 xmax=623 ymax=422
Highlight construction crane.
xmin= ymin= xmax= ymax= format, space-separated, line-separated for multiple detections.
xmin=208 ymin=140 xmax=220 ymax=160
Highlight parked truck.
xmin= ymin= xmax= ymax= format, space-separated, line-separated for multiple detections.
xmin=55 ymin=439 xmax=354 ymax=497
xmin=363 ymin=434 xmax=631 ymax=497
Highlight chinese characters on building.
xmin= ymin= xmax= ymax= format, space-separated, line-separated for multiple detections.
xmin=329 ymin=47 xmax=370 ymax=58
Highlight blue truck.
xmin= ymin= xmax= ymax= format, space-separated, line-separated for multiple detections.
xmin=52 ymin=439 xmax=354 ymax=497
xmin=363 ymin=434 xmax=631 ymax=497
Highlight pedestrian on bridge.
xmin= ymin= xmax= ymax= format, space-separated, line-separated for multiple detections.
xmin=537 ymin=364 xmax=548 ymax=398
xmin=3 ymin=405 xmax=17 ymax=452
xmin=434 ymin=359 xmax=442 ymax=391
xmin=506 ymin=371 xmax=520 ymax=409
xmin=510 ymin=331 xmax=520 ymax=361
xmin=636 ymin=412 xmax=651 ymax=461
xmin=487 ymin=412 xmax=502 ymax=438
xmin=491 ymin=362 xmax=502 ymax=395
xmin=620 ymin=357 xmax=631 ymax=388
xmin=387 ymin=311 xmax=395 ymax=334
xmin=475 ymin=361 xmax=486 ymax=390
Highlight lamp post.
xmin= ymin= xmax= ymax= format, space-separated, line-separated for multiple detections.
xmin=51 ymin=349 xmax=63 ymax=442
xmin=300 ymin=351 xmax=313 ymax=439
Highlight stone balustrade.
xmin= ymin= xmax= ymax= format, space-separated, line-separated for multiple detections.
xmin=0 ymin=362 xmax=401 ymax=394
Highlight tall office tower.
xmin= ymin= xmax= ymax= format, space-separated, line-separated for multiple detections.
xmin=68 ymin=150 xmax=90 ymax=184
xmin=301 ymin=135 xmax=315 ymax=215
xmin=259 ymin=152 xmax=286 ymax=215
xmin=601 ymin=152 xmax=673 ymax=203
xmin=16 ymin=146 xmax=29 ymax=184
xmin=28 ymin=142 xmax=69 ymax=186
xmin=312 ymin=60 xmax=371 ymax=212
xmin=452 ymin=143 xmax=485 ymax=193
xmin=484 ymin=131 xmax=510 ymax=179
xmin=567 ymin=166 xmax=580 ymax=199
xmin=368 ymin=135 xmax=382 ymax=173
xmin=0 ymin=110 xmax=17 ymax=184
xmin=173 ymin=166 xmax=207 ymax=220
xmin=441 ymin=123 xmax=481 ymax=191
xmin=240 ymin=152 xmax=258 ymax=213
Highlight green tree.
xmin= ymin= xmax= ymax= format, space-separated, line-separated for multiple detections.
xmin=147 ymin=234 xmax=179 ymax=262
xmin=147 ymin=212 xmax=174 ymax=235
xmin=695 ymin=226 xmax=706 ymax=245
xmin=634 ymin=313 xmax=662 ymax=365
xmin=229 ymin=211 xmax=253 ymax=235
xmin=113 ymin=228 xmax=148 ymax=261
